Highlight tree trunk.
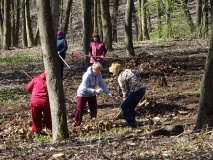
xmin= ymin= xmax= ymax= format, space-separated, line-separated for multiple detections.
xmin=34 ymin=24 xmax=39 ymax=46
xmin=51 ymin=0 xmax=60 ymax=34
xmin=14 ymin=0 xmax=21 ymax=47
xmin=63 ymin=0 xmax=72 ymax=37
xmin=100 ymin=0 xmax=112 ymax=51
xmin=203 ymin=0 xmax=208 ymax=37
xmin=25 ymin=0 xmax=34 ymax=47
xmin=157 ymin=0 xmax=163 ymax=38
xmin=0 ymin=1 xmax=4 ymax=46
xmin=11 ymin=0 xmax=15 ymax=47
xmin=93 ymin=0 xmax=98 ymax=33
xmin=196 ymin=0 xmax=202 ymax=28
xmin=165 ymin=0 xmax=172 ymax=38
xmin=2 ymin=0 xmax=10 ymax=50
xmin=132 ymin=3 xmax=138 ymax=42
xmin=181 ymin=0 xmax=195 ymax=33
xmin=22 ymin=0 xmax=27 ymax=48
xmin=112 ymin=0 xmax=118 ymax=42
xmin=125 ymin=0 xmax=135 ymax=56
xmin=97 ymin=0 xmax=102 ymax=41
xmin=81 ymin=0 xmax=91 ymax=67
xmin=194 ymin=1 xmax=213 ymax=131
xmin=141 ymin=0 xmax=149 ymax=40
xmin=137 ymin=0 xmax=142 ymax=41
xmin=36 ymin=0 xmax=69 ymax=142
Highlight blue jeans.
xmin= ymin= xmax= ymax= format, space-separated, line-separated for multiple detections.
xmin=120 ymin=87 xmax=146 ymax=127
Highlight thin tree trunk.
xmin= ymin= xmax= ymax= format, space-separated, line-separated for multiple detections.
xmin=100 ymin=0 xmax=112 ymax=51
xmin=141 ymin=0 xmax=149 ymax=40
xmin=14 ymin=0 xmax=21 ymax=47
xmin=125 ymin=0 xmax=135 ymax=56
xmin=165 ymin=0 xmax=172 ymax=38
xmin=11 ymin=0 xmax=15 ymax=47
xmin=22 ymin=0 xmax=27 ymax=48
xmin=94 ymin=0 xmax=98 ymax=32
xmin=36 ymin=0 xmax=69 ymax=142
xmin=0 ymin=0 xmax=3 ymax=46
xmin=81 ymin=0 xmax=91 ymax=67
xmin=97 ymin=0 xmax=102 ymax=41
xmin=157 ymin=0 xmax=163 ymax=38
xmin=138 ymin=0 xmax=142 ymax=41
xmin=2 ymin=0 xmax=10 ymax=50
xmin=112 ymin=0 xmax=118 ymax=42
xmin=203 ymin=0 xmax=208 ymax=37
xmin=63 ymin=0 xmax=72 ymax=37
xmin=25 ymin=0 xmax=34 ymax=47
xmin=194 ymin=0 xmax=213 ymax=131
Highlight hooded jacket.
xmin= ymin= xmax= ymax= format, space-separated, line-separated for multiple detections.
xmin=88 ymin=42 xmax=107 ymax=64
xmin=77 ymin=66 xmax=109 ymax=97
xmin=26 ymin=72 xmax=49 ymax=106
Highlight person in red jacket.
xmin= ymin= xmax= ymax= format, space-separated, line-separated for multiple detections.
xmin=26 ymin=72 xmax=52 ymax=135
xmin=88 ymin=33 xmax=107 ymax=65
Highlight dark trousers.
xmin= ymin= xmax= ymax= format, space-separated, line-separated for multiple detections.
xmin=75 ymin=96 xmax=97 ymax=126
xmin=120 ymin=87 xmax=146 ymax=126
xmin=31 ymin=104 xmax=52 ymax=133
xmin=59 ymin=58 xmax=64 ymax=78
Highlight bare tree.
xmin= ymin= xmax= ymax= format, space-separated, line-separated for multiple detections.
xmin=25 ymin=0 xmax=34 ymax=47
xmin=125 ymin=0 xmax=135 ymax=56
xmin=141 ymin=0 xmax=149 ymax=40
xmin=2 ymin=0 xmax=10 ymax=50
xmin=81 ymin=0 xmax=91 ymax=66
xmin=194 ymin=1 xmax=213 ymax=131
xmin=36 ymin=0 xmax=69 ymax=142
xmin=100 ymin=0 xmax=112 ymax=51
xmin=63 ymin=0 xmax=72 ymax=37
xmin=112 ymin=0 xmax=118 ymax=42
xmin=14 ymin=0 xmax=21 ymax=47
xmin=22 ymin=0 xmax=27 ymax=48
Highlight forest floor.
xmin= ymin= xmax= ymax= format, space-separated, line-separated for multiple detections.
xmin=1 ymin=38 xmax=213 ymax=159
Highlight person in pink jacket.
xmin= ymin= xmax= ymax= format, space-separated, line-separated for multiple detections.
xmin=88 ymin=33 xmax=107 ymax=65
xmin=26 ymin=72 xmax=52 ymax=135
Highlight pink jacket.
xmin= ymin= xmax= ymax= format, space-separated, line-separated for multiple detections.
xmin=88 ymin=42 xmax=107 ymax=64
xmin=26 ymin=72 xmax=49 ymax=106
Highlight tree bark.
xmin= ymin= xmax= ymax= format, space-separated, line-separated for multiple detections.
xmin=112 ymin=0 xmax=118 ymax=42
xmin=51 ymin=0 xmax=60 ymax=34
xmin=14 ymin=0 xmax=21 ymax=47
xmin=63 ymin=0 xmax=72 ymax=37
xmin=194 ymin=1 xmax=213 ymax=130
xmin=100 ymin=0 xmax=112 ymax=51
xmin=93 ymin=0 xmax=98 ymax=33
xmin=22 ymin=0 xmax=27 ymax=48
xmin=2 ymin=0 xmax=10 ymax=50
xmin=181 ymin=0 xmax=195 ymax=33
xmin=157 ymin=0 xmax=163 ymax=38
xmin=36 ymin=0 xmax=69 ymax=142
xmin=25 ymin=0 xmax=34 ymax=47
xmin=81 ymin=0 xmax=91 ymax=67
xmin=125 ymin=0 xmax=135 ymax=56
xmin=141 ymin=0 xmax=149 ymax=40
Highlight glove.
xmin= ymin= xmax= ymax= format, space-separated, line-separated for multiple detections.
xmin=108 ymin=93 xmax=113 ymax=99
xmin=95 ymin=88 xmax=103 ymax=94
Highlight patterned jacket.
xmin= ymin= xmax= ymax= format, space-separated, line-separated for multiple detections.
xmin=118 ymin=69 xmax=145 ymax=99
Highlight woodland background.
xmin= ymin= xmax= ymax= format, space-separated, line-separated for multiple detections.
xmin=1 ymin=0 xmax=213 ymax=159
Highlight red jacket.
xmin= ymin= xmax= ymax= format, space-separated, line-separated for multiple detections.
xmin=88 ymin=42 xmax=107 ymax=63
xmin=26 ymin=72 xmax=49 ymax=106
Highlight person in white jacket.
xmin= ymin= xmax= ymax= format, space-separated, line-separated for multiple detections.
xmin=74 ymin=63 xmax=112 ymax=126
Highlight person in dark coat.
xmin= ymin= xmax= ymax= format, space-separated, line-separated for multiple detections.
xmin=57 ymin=31 xmax=68 ymax=78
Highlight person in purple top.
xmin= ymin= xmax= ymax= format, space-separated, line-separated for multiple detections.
xmin=88 ymin=33 xmax=107 ymax=66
